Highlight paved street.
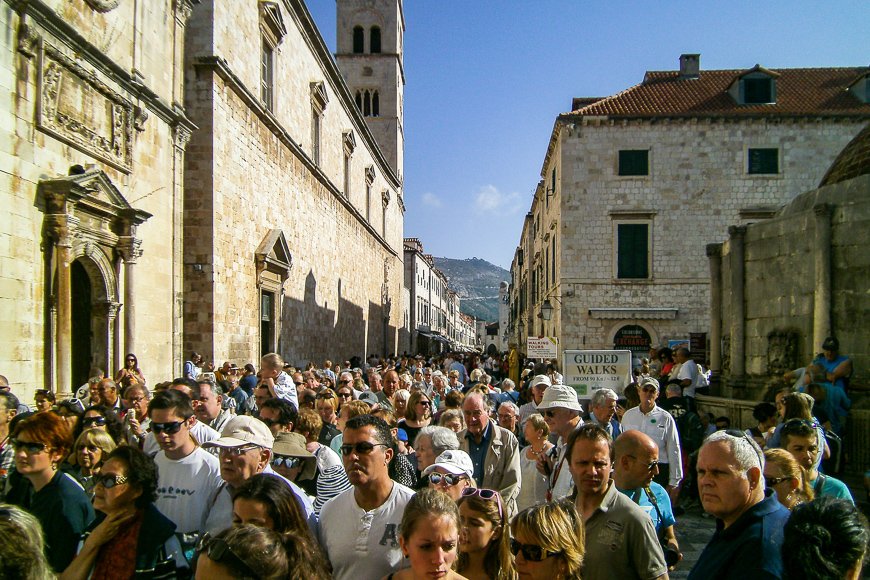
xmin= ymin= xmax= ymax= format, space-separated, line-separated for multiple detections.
xmin=670 ymin=502 xmax=716 ymax=579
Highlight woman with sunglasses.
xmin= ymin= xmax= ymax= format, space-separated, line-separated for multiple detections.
xmin=387 ymin=488 xmax=468 ymax=580
xmin=56 ymin=398 xmax=85 ymax=433
xmin=763 ymin=448 xmax=814 ymax=510
xmin=67 ymin=429 xmax=117 ymax=499
xmin=399 ymin=391 xmax=433 ymax=447
xmin=60 ymin=446 xmax=189 ymax=579
xmin=76 ymin=405 xmax=125 ymax=445
xmin=6 ymin=412 xmax=94 ymax=573
xmin=315 ymin=389 xmax=341 ymax=445
xmin=115 ymin=353 xmax=146 ymax=388
xmin=457 ymin=487 xmax=516 ymax=580
xmin=510 ymin=501 xmax=584 ymax=580
xmin=422 ymin=450 xmax=475 ymax=501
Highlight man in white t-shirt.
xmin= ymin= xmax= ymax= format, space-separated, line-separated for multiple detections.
xmin=148 ymin=390 xmax=224 ymax=536
xmin=675 ymin=347 xmax=702 ymax=399
xmin=142 ymin=378 xmax=220 ymax=456
xmin=319 ymin=414 xmax=414 ymax=580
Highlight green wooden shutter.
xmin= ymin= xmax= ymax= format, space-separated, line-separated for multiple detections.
xmin=618 ymin=224 xmax=649 ymax=279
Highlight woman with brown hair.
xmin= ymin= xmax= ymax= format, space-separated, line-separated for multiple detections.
xmin=399 ymin=390 xmax=434 ymax=446
xmin=764 ymin=448 xmax=814 ymax=509
xmin=457 ymin=488 xmax=516 ymax=580
xmin=6 ymin=412 xmax=94 ymax=572
xmin=115 ymin=353 xmax=146 ymax=388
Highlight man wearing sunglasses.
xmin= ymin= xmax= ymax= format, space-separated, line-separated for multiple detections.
xmin=319 ymin=414 xmax=414 ymax=580
xmin=148 ymin=390 xmax=224 ymax=538
xmin=620 ymin=377 xmax=683 ymax=501
xmin=142 ymin=379 xmax=221 ymax=456
xmin=535 ymin=384 xmax=584 ymax=503
xmin=689 ymin=430 xmax=789 ymax=580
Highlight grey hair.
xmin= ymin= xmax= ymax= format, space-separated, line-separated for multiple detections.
xmin=463 ymin=391 xmax=493 ymax=414
xmin=415 ymin=425 xmax=459 ymax=456
xmin=339 ymin=371 xmax=353 ymax=382
xmin=393 ymin=389 xmax=411 ymax=403
xmin=590 ymin=388 xmax=618 ymax=407
xmin=499 ymin=401 xmax=520 ymax=415
xmin=501 ymin=379 xmax=516 ymax=390
xmin=704 ymin=430 xmax=766 ymax=477
xmin=665 ymin=383 xmax=682 ymax=395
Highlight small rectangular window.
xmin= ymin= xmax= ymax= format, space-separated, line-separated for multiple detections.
xmin=261 ymin=40 xmax=274 ymax=111
xmin=743 ymin=78 xmax=773 ymax=104
xmin=618 ymin=150 xmax=649 ymax=176
xmin=748 ymin=148 xmax=779 ymax=174
xmin=617 ymin=223 xmax=649 ymax=279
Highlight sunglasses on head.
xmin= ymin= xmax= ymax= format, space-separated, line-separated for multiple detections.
xmin=428 ymin=472 xmax=466 ymax=486
xmin=196 ymin=533 xmax=257 ymax=578
xmin=461 ymin=487 xmax=504 ymax=520
xmin=271 ymin=455 xmax=304 ymax=469
xmin=316 ymin=392 xmax=335 ymax=399
xmin=510 ymin=539 xmax=563 ymax=562
xmin=339 ymin=442 xmax=389 ymax=456
xmin=82 ymin=416 xmax=107 ymax=427
xmin=94 ymin=473 xmax=129 ymax=489
xmin=11 ymin=439 xmax=48 ymax=454
xmin=149 ymin=421 xmax=184 ymax=435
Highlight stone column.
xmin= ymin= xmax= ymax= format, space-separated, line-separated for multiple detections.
xmin=46 ymin=216 xmax=76 ymax=398
xmin=118 ymin=238 xmax=143 ymax=358
xmin=813 ymin=203 xmax=833 ymax=351
xmin=706 ymin=243 xmax=723 ymax=375
xmin=728 ymin=226 xmax=746 ymax=378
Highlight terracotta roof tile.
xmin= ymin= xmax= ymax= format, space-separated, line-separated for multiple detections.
xmin=567 ymin=67 xmax=870 ymax=118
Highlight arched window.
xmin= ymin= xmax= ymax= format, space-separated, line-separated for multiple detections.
xmin=372 ymin=91 xmax=380 ymax=117
xmin=355 ymin=91 xmax=363 ymax=112
xmin=353 ymin=26 xmax=364 ymax=54
xmin=370 ymin=26 xmax=381 ymax=53
xmin=363 ymin=91 xmax=371 ymax=116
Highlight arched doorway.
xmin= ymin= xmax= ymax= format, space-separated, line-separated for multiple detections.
xmin=613 ymin=324 xmax=652 ymax=358
xmin=70 ymin=260 xmax=93 ymax=387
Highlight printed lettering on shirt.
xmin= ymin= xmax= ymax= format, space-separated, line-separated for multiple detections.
xmin=157 ymin=486 xmax=197 ymax=497
xmin=379 ymin=523 xmax=399 ymax=547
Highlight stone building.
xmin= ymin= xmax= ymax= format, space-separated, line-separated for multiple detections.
xmin=0 ymin=0 xmax=196 ymax=397
xmin=710 ymin=124 xmax=870 ymax=397
xmin=403 ymin=237 xmax=458 ymax=354
xmin=511 ymin=55 xmax=870 ymax=373
xmin=183 ymin=0 xmax=405 ymax=366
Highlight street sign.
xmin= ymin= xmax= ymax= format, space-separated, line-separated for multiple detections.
xmin=527 ymin=336 xmax=558 ymax=359
xmin=562 ymin=350 xmax=633 ymax=398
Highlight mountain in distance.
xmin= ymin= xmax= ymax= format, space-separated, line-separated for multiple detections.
xmin=433 ymin=257 xmax=510 ymax=323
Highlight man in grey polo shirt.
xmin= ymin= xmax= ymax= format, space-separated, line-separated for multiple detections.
xmin=568 ymin=423 xmax=668 ymax=580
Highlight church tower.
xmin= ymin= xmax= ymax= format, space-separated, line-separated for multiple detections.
xmin=335 ymin=0 xmax=405 ymax=181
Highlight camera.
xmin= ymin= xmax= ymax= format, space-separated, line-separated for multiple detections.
xmin=662 ymin=543 xmax=680 ymax=567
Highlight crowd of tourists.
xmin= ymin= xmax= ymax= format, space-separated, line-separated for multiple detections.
xmin=0 ymin=339 xmax=865 ymax=579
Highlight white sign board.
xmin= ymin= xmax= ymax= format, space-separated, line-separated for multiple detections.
xmin=527 ymin=336 xmax=558 ymax=359
xmin=562 ymin=350 xmax=633 ymax=398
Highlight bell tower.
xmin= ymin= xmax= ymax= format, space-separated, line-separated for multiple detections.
xmin=335 ymin=0 xmax=405 ymax=181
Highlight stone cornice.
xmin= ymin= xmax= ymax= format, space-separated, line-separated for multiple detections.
xmin=10 ymin=0 xmax=197 ymax=133
xmin=193 ymin=55 xmax=399 ymax=259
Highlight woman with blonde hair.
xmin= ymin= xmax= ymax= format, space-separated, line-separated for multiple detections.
xmin=0 ymin=503 xmax=54 ymax=579
xmin=457 ymin=488 xmax=516 ymax=580
xmin=392 ymin=389 xmax=411 ymax=420
xmin=764 ymin=448 xmax=814 ymax=509
xmin=510 ymin=500 xmax=584 ymax=580
xmin=67 ymin=428 xmax=117 ymax=498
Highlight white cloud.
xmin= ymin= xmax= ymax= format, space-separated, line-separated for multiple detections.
xmin=474 ymin=184 xmax=523 ymax=214
xmin=421 ymin=191 xmax=443 ymax=208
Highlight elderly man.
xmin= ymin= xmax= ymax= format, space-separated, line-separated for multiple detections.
xmin=96 ymin=378 xmax=122 ymax=411
xmin=586 ymin=388 xmax=622 ymax=438
xmin=519 ymin=374 xmax=551 ymax=426
xmin=203 ymin=415 xmax=316 ymax=534
xmin=569 ymin=424 xmax=668 ymax=580
xmin=688 ymin=431 xmax=790 ymax=579
xmin=194 ymin=380 xmax=232 ymax=432
xmin=497 ymin=401 xmax=521 ymax=442
xmin=376 ymin=370 xmax=400 ymax=411
xmin=614 ymin=431 xmax=681 ymax=569
xmin=319 ymin=415 xmax=414 ymax=580
xmin=536 ymin=384 xmax=583 ymax=502
xmin=621 ymin=377 xmax=683 ymax=498
xmin=458 ymin=392 xmax=521 ymax=515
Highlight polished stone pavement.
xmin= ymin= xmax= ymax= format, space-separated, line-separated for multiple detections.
xmin=669 ymin=501 xmax=717 ymax=579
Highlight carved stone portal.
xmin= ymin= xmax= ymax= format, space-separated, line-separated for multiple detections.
xmin=767 ymin=330 xmax=799 ymax=376
xmin=37 ymin=43 xmax=137 ymax=172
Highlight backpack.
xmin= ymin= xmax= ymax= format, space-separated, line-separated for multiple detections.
xmin=821 ymin=429 xmax=844 ymax=477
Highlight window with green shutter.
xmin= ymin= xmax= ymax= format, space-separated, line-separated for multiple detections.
xmin=618 ymin=150 xmax=649 ymax=176
xmin=617 ymin=223 xmax=649 ymax=279
xmin=748 ymin=148 xmax=779 ymax=174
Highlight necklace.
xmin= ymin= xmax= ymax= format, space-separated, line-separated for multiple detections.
xmin=528 ymin=443 xmax=546 ymax=457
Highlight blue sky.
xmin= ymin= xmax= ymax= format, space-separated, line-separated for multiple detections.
xmin=307 ymin=1 xmax=869 ymax=270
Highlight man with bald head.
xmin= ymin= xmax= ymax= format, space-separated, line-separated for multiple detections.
xmin=376 ymin=370 xmax=399 ymax=411
xmin=458 ymin=391 xmax=521 ymax=516
xmin=614 ymin=430 xmax=681 ymax=568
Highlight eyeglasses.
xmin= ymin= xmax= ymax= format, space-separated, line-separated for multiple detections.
xmin=82 ymin=416 xmax=107 ymax=427
xmin=418 ymin=401 xmax=432 ymax=407
xmin=11 ymin=439 xmax=48 ymax=455
xmin=428 ymin=472 xmax=466 ymax=487
xmin=461 ymin=487 xmax=504 ymax=520
xmin=294 ymin=382 xmax=304 ymax=387
xmin=765 ymin=476 xmax=790 ymax=486
xmin=149 ymin=421 xmax=185 ymax=435
xmin=337 ymin=392 xmax=352 ymax=399
xmin=219 ymin=445 xmax=260 ymax=457
xmin=543 ymin=410 xmax=558 ymax=418
xmin=126 ymin=396 xmax=146 ymax=404
xmin=339 ymin=380 xmax=352 ymax=384
xmin=196 ymin=533 xmax=257 ymax=578
xmin=339 ymin=442 xmax=389 ymax=456
xmin=271 ymin=456 xmax=304 ymax=469
xmin=627 ymin=455 xmax=659 ymax=472
xmin=94 ymin=473 xmax=129 ymax=489
xmin=510 ymin=539 xmax=562 ymax=562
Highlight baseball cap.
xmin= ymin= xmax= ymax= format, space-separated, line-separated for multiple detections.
xmin=639 ymin=377 xmax=660 ymax=392
xmin=203 ymin=415 xmax=274 ymax=450
xmin=358 ymin=391 xmax=379 ymax=407
xmin=821 ymin=336 xmax=839 ymax=351
xmin=529 ymin=375 xmax=552 ymax=389
xmin=421 ymin=449 xmax=474 ymax=480
xmin=535 ymin=384 xmax=582 ymax=412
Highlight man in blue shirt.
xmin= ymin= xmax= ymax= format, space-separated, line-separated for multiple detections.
xmin=813 ymin=336 xmax=852 ymax=392
xmin=689 ymin=430 xmax=790 ymax=579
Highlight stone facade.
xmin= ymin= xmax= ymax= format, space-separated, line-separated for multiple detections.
xmin=712 ymin=126 xmax=870 ymax=396
xmin=510 ymin=57 xmax=870 ymax=378
xmin=183 ymin=0 xmax=404 ymax=367
xmin=0 ymin=0 xmax=195 ymax=398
